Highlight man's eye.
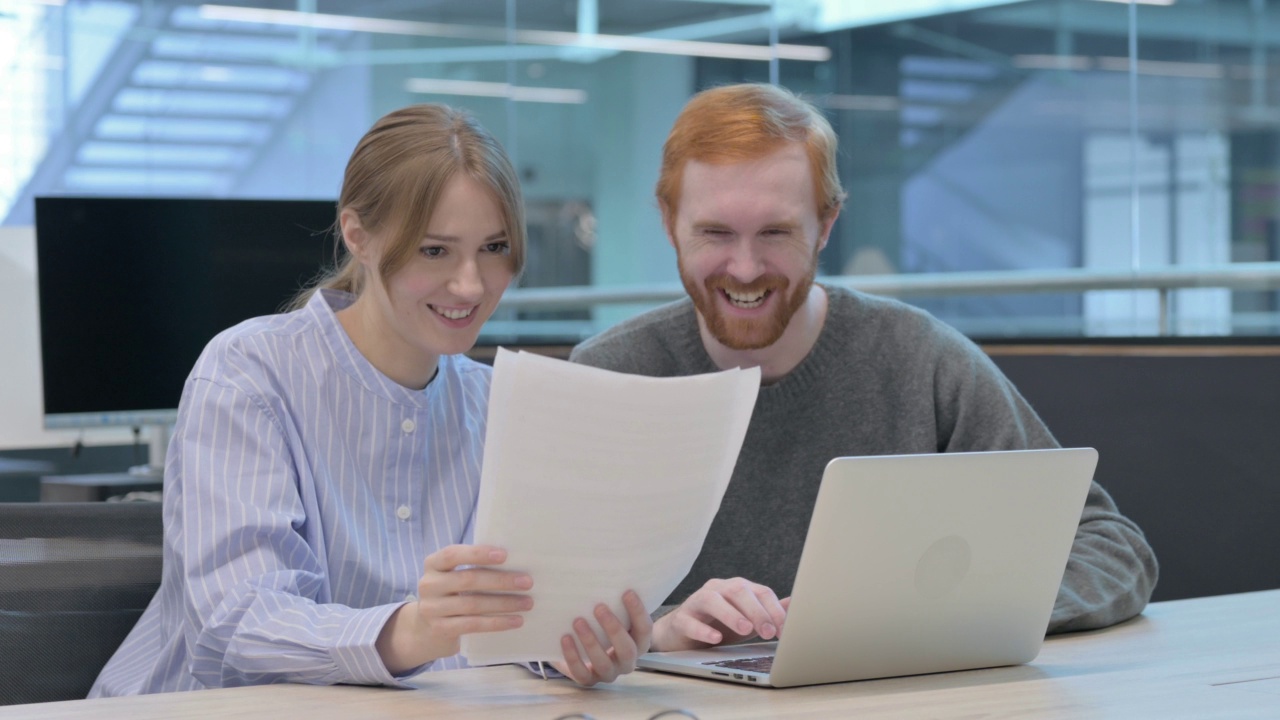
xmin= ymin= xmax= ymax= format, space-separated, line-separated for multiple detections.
xmin=421 ymin=246 xmax=446 ymax=258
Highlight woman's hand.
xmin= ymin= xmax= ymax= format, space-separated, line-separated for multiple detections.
xmin=550 ymin=589 xmax=653 ymax=686
xmin=376 ymin=544 xmax=532 ymax=674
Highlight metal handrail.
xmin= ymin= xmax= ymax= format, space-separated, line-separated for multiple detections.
xmin=497 ymin=262 xmax=1280 ymax=336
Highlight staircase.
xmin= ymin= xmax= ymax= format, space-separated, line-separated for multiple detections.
xmin=896 ymin=52 xmax=1028 ymax=181
xmin=5 ymin=4 xmax=351 ymax=225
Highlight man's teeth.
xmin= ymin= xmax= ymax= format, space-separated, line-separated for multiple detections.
xmin=433 ymin=306 xmax=474 ymax=320
xmin=725 ymin=289 xmax=767 ymax=309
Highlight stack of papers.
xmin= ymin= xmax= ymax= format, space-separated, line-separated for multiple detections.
xmin=460 ymin=349 xmax=759 ymax=665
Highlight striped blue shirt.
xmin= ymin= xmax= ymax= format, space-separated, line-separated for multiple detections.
xmin=90 ymin=289 xmax=490 ymax=696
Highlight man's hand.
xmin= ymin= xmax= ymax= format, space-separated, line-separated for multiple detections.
xmin=550 ymin=589 xmax=652 ymax=686
xmin=650 ymin=578 xmax=789 ymax=652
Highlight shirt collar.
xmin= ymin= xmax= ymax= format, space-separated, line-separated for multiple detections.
xmin=309 ymin=288 xmax=443 ymax=410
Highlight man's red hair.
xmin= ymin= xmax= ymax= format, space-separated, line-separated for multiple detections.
xmin=656 ymin=83 xmax=846 ymax=231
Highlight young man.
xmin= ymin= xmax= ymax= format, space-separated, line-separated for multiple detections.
xmin=570 ymin=83 xmax=1158 ymax=653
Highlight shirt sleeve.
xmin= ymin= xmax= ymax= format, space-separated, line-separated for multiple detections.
xmin=168 ymin=375 xmax=419 ymax=689
xmin=933 ymin=335 xmax=1160 ymax=634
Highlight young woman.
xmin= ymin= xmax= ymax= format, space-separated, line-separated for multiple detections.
xmin=90 ymin=104 xmax=650 ymax=697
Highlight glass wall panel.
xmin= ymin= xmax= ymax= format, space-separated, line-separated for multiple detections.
xmin=4 ymin=0 xmax=1278 ymax=340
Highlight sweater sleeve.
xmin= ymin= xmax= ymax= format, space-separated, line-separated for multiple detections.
xmin=170 ymin=376 xmax=419 ymax=689
xmin=933 ymin=333 xmax=1159 ymax=634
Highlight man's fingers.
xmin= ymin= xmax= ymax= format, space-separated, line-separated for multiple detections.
xmin=694 ymin=587 xmax=758 ymax=637
xmin=670 ymin=608 xmax=725 ymax=646
xmin=652 ymin=579 xmax=786 ymax=651
xmin=720 ymin=580 xmax=780 ymax=638
xmin=750 ymin=585 xmax=787 ymax=638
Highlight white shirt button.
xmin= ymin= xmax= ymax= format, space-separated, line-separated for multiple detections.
xmin=404 ymin=594 xmax=418 ymax=603
xmin=401 ymin=418 xmax=416 ymax=433
xmin=396 ymin=505 xmax=411 ymax=521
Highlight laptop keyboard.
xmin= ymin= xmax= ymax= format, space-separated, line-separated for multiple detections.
xmin=703 ymin=655 xmax=774 ymax=673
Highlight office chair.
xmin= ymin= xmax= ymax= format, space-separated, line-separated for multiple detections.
xmin=0 ymin=501 xmax=163 ymax=705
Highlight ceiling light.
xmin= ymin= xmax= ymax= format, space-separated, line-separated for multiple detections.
xmin=1091 ymin=0 xmax=1177 ymax=6
xmin=198 ymin=5 xmax=830 ymax=63
xmin=405 ymin=78 xmax=587 ymax=104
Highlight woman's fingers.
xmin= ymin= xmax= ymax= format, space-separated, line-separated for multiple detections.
xmin=416 ymin=592 xmax=532 ymax=618
xmin=419 ymin=566 xmax=532 ymax=598
xmin=424 ymin=544 xmax=509 ymax=573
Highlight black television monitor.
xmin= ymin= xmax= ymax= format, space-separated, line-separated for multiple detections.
xmin=34 ymin=196 xmax=338 ymax=434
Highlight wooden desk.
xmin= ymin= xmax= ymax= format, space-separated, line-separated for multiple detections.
xmin=2 ymin=590 xmax=1276 ymax=719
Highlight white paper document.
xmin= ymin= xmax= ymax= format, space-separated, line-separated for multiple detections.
xmin=459 ymin=349 xmax=760 ymax=665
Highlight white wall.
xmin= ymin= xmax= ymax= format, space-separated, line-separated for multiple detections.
xmin=0 ymin=225 xmax=131 ymax=449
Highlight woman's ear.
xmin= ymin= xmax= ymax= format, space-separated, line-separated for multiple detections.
xmin=339 ymin=208 xmax=373 ymax=263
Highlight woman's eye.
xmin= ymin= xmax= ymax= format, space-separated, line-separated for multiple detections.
xmin=484 ymin=242 xmax=511 ymax=255
xmin=421 ymin=246 xmax=446 ymax=258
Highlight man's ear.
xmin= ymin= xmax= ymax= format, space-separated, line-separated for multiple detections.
xmin=659 ymin=202 xmax=677 ymax=250
xmin=817 ymin=206 xmax=840 ymax=253
xmin=339 ymin=208 xmax=372 ymax=263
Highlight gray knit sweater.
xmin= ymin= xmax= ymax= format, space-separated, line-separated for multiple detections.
xmin=570 ymin=286 xmax=1158 ymax=633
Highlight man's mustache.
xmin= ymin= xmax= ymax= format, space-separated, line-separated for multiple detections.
xmin=704 ymin=274 xmax=790 ymax=295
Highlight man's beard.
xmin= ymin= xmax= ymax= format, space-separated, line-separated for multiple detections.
xmin=678 ymin=250 xmax=818 ymax=351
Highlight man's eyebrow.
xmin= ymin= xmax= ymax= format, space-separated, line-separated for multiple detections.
xmin=422 ymin=231 xmax=508 ymax=242
xmin=689 ymin=221 xmax=802 ymax=232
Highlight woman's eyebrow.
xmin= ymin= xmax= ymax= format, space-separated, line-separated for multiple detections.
xmin=423 ymin=231 xmax=508 ymax=242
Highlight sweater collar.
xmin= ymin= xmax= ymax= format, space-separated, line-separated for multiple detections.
xmin=676 ymin=283 xmax=848 ymax=406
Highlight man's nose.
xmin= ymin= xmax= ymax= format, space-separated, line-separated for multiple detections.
xmin=725 ymin=240 xmax=765 ymax=282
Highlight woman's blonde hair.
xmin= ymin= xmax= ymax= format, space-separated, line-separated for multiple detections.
xmin=291 ymin=104 xmax=525 ymax=310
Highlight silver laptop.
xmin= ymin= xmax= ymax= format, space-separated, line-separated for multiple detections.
xmin=637 ymin=448 xmax=1098 ymax=688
